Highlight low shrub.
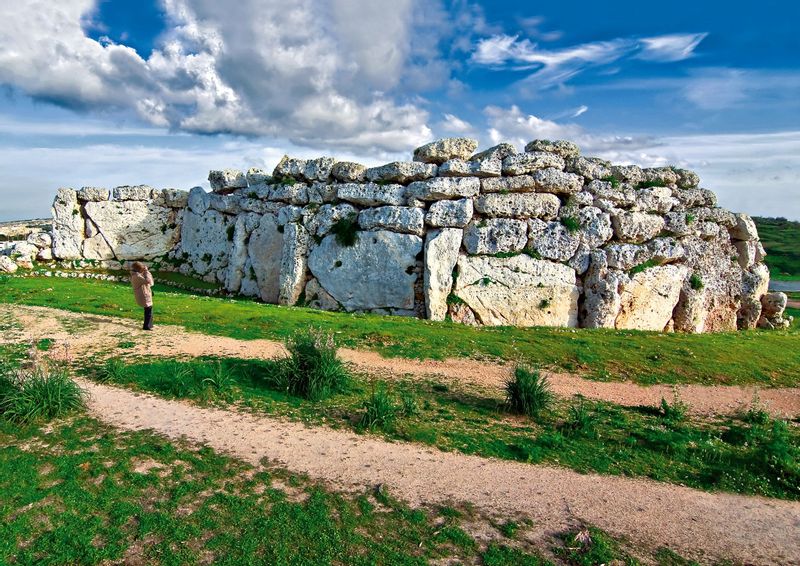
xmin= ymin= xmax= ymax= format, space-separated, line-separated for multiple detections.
xmin=266 ymin=330 xmax=350 ymax=401
xmin=0 ymin=367 xmax=85 ymax=423
xmin=358 ymin=385 xmax=398 ymax=430
xmin=660 ymin=389 xmax=689 ymax=424
xmin=505 ymin=366 xmax=552 ymax=419
xmin=330 ymin=213 xmax=359 ymax=247
xmin=689 ymin=273 xmax=704 ymax=291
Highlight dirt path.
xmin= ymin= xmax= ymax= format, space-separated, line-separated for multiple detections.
xmin=76 ymin=378 xmax=800 ymax=564
xmin=3 ymin=304 xmax=799 ymax=417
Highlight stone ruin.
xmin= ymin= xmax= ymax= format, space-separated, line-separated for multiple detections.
xmin=20 ymin=137 xmax=792 ymax=331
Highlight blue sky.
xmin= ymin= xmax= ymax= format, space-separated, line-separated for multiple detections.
xmin=0 ymin=0 xmax=798 ymax=221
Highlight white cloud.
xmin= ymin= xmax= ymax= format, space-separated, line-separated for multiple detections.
xmin=637 ymin=33 xmax=708 ymax=62
xmin=483 ymin=105 xmax=583 ymax=148
xmin=471 ymin=31 xmax=707 ymax=89
xmin=0 ymin=0 xmax=449 ymax=152
xmin=571 ymin=105 xmax=588 ymax=118
xmin=440 ymin=113 xmax=474 ymax=135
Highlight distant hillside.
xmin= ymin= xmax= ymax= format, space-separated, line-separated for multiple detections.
xmin=753 ymin=217 xmax=800 ymax=281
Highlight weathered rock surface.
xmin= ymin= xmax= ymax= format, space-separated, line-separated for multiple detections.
xmin=463 ymin=219 xmax=527 ymax=255
xmin=331 ymin=161 xmax=367 ymax=183
xmin=612 ymin=212 xmax=666 ymax=244
xmin=502 ymin=152 xmax=565 ymax=175
xmin=527 ymin=220 xmax=581 ymax=262
xmin=0 ymin=255 xmax=18 ymax=273
xmin=616 ymin=265 xmax=689 ymax=331
xmin=424 ymin=228 xmax=462 ymax=321
xmin=77 ymin=187 xmax=110 ymax=202
xmin=365 ymin=162 xmax=437 ymax=184
xmin=209 ymin=169 xmax=247 ymax=192
xmin=407 ymin=177 xmax=480 ymax=201
xmin=524 ymin=139 xmax=580 ymax=158
xmin=453 ymin=255 xmax=579 ymax=327
xmin=474 ymin=193 xmax=560 ymax=219
xmin=278 ymin=223 xmax=309 ymax=306
xmin=414 ymin=138 xmax=479 ymax=164
xmin=337 ymin=183 xmax=406 ymax=207
xmin=426 ymin=198 xmax=473 ymax=228
xmin=358 ymin=206 xmax=424 ymax=236
xmin=308 ymin=231 xmax=422 ymax=312
xmin=247 ymin=214 xmax=282 ymax=303
xmin=438 ymin=159 xmax=501 ymax=178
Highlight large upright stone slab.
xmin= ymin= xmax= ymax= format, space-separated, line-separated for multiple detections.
xmin=615 ymin=264 xmax=688 ymax=331
xmin=308 ymin=230 xmax=422 ymax=311
xmin=453 ymin=255 xmax=579 ymax=327
xmin=51 ymin=188 xmax=84 ymax=260
xmin=278 ymin=223 xmax=310 ymax=306
xmin=85 ymin=200 xmax=181 ymax=260
xmin=180 ymin=208 xmax=231 ymax=275
xmin=424 ymin=228 xmax=462 ymax=321
xmin=247 ymin=214 xmax=283 ymax=303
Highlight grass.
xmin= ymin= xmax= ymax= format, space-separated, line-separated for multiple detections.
xmin=329 ymin=212 xmax=359 ymax=247
xmin=753 ymin=216 xmax=800 ymax=280
xmin=0 ymin=365 xmax=86 ymax=424
xmin=81 ymin=354 xmax=800 ymax=500
xmin=4 ymin=276 xmax=800 ymax=387
xmin=264 ymin=330 xmax=350 ymax=400
xmin=505 ymin=367 xmax=552 ymax=419
xmin=0 ymin=417 xmax=564 ymax=565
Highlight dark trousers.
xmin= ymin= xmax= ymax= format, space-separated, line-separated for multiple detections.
xmin=143 ymin=306 xmax=153 ymax=330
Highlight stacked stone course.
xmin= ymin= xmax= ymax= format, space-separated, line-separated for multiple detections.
xmin=40 ymin=137 xmax=793 ymax=331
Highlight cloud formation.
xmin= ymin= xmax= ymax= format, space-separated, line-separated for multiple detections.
xmin=471 ymin=31 xmax=707 ymax=88
xmin=0 ymin=0 xmax=451 ymax=152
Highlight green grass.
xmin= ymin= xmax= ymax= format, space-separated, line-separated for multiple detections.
xmin=753 ymin=216 xmax=800 ymax=281
xmin=0 ymin=417 xmax=560 ymax=565
xmin=0 ymin=366 xmax=86 ymax=424
xmin=4 ymin=276 xmax=800 ymax=387
xmin=82 ymin=355 xmax=800 ymax=500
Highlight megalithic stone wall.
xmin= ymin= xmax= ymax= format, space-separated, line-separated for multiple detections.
xmin=49 ymin=137 xmax=787 ymax=332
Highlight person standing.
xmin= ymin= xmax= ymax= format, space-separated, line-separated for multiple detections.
xmin=130 ymin=262 xmax=154 ymax=330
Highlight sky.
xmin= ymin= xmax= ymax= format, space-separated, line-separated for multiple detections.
xmin=0 ymin=0 xmax=798 ymax=221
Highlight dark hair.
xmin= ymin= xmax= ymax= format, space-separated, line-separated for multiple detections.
xmin=130 ymin=261 xmax=148 ymax=273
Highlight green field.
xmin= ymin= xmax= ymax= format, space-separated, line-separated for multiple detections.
xmin=2 ymin=276 xmax=799 ymax=387
xmin=753 ymin=217 xmax=800 ymax=281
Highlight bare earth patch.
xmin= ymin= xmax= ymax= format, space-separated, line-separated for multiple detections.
xmin=4 ymin=304 xmax=799 ymax=417
xmin=76 ymin=378 xmax=800 ymax=565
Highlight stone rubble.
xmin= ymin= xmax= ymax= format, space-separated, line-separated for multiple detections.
xmin=42 ymin=137 xmax=782 ymax=332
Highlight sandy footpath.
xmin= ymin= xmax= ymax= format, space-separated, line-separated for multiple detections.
xmin=3 ymin=304 xmax=799 ymax=417
xmin=76 ymin=378 xmax=800 ymax=565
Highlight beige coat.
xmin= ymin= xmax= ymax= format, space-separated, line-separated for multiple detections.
xmin=131 ymin=270 xmax=154 ymax=307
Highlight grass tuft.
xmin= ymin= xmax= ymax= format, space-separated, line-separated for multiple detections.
xmin=267 ymin=330 xmax=350 ymax=401
xmin=0 ymin=366 xmax=85 ymax=423
xmin=505 ymin=367 xmax=552 ymax=419
xmin=358 ymin=385 xmax=398 ymax=430
xmin=330 ymin=213 xmax=359 ymax=247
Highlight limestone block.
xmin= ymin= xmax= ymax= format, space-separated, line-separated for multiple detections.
xmin=209 ymin=169 xmax=247 ymax=193
xmin=413 ymin=138 xmax=479 ymax=164
xmin=246 ymin=167 xmax=271 ymax=185
xmin=1 ymin=255 xmax=19 ymax=272
xmin=247 ymin=214 xmax=283 ymax=303
xmin=578 ymin=206 xmax=613 ymax=248
xmin=305 ymin=278 xmax=340 ymax=311
xmin=313 ymin=203 xmax=359 ymax=236
xmin=337 ymin=182 xmax=406 ymax=206
xmin=81 ymin=234 xmax=115 ymax=260
xmin=77 ymin=187 xmax=110 ymax=202
xmin=470 ymin=143 xmax=517 ymax=162
xmin=269 ymin=183 xmax=308 ymax=205
xmin=586 ymin=180 xmax=637 ymax=207
xmin=208 ymin=193 xmax=242 ymax=215
xmin=272 ymin=156 xmax=306 ymax=180
xmin=304 ymin=157 xmax=335 ymax=182
xmin=581 ymin=251 xmax=628 ymax=328
xmin=308 ymin=230 xmax=422 ymax=311
xmin=453 ymin=254 xmax=579 ymax=327
xmin=604 ymin=243 xmax=651 ymax=271
xmin=113 ymin=185 xmax=155 ymax=201
xmin=642 ymin=167 xmax=679 ymax=186
xmin=437 ymin=159 xmax=501 ymax=178
xmin=180 ymin=209 xmax=230 ymax=275
xmin=463 ymin=218 xmax=527 ymax=255
xmin=158 ymin=189 xmax=190 ymax=208
xmin=225 ymin=213 xmax=256 ymax=293
xmin=730 ymin=213 xmax=759 ymax=241
xmin=277 ymin=205 xmax=304 ymax=226
xmin=739 ymin=263 xmax=770 ymax=329
xmin=365 ymin=161 xmax=438 ymax=184
xmin=674 ymin=168 xmax=700 ymax=189
xmin=529 ymin=168 xmax=583 ymax=195
xmin=424 ymin=228 xmax=462 ymax=321
xmin=85 ymin=200 xmax=181 ymax=260
xmin=615 ymin=264 xmax=688 ymax=331
xmin=524 ymin=139 xmax=580 ymax=158
xmin=425 ymin=198 xmax=473 ymax=228
xmin=610 ymin=165 xmax=645 ymax=186
xmin=51 ymin=188 xmax=84 ymax=260
xmin=358 ymin=206 xmax=424 ymax=236
xmin=278 ymin=223 xmax=309 ymax=306
xmin=734 ymin=240 xmax=757 ymax=269
xmin=502 ymin=152 xmax=565 ymax=175
xmin=407 ymin=177 xmax=480 ymax=201
xmin=307 ymin=182 xmax=337 ymax=204
xmin=331 ymin=161 xmax=367 ymax=183
xmin=567 ymin=156 xmax=611 ymax=180
xmin=474 ymin=193 xmax=560 ymax=219
xmin=527 ymin=220 xmax=581 ymax=262
xmin=634 ymin=186 xmax=677 ymax=214
xmin=611 ymin=212 xmax=666 ymax=243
